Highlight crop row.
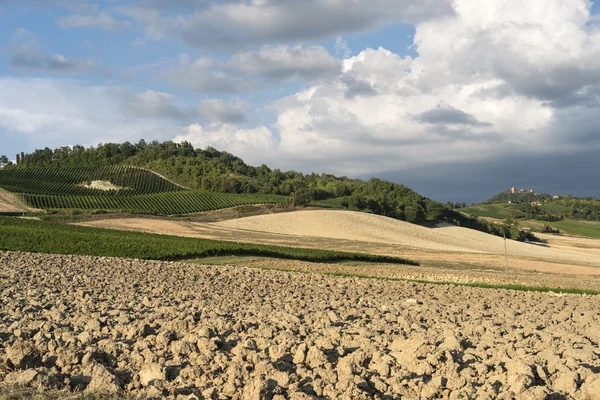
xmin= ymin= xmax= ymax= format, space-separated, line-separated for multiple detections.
xmin=21 ymin=191 xmax=289 ymax=215
xmin=0 ymin=217 xmax=419 ymax=265
xmin=0 ymin=166 xmax=183 ymax=197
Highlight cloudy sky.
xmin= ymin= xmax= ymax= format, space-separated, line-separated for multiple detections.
xmin=1 ymin=0 xmax=600 ymax=203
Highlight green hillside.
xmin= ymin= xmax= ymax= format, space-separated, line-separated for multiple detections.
xmin=458 ymin=203 xmax=525 ymax=219
xmin=460 ymin=191 xmax=600 ymax=239
xmin=0 ymin=165 xmax=183 ymax=196
xmin=0 ymin=165 xmax=287 ymax=215
xmin=0 ymin=140 xmax=539 ymax=242
xmin=485 ymin=190 xmax=551 ymax=204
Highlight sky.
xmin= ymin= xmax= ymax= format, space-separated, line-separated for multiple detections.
xmin=1 ymin=0 xmax=600 ymax=203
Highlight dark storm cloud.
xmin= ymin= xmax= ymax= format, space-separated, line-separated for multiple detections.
xmin=375 ymin=151 xmax=600 ymax=204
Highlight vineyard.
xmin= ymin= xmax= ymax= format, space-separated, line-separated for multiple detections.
xmin=0 ymin=166 xmax=288 ymax=215
xmin=0 ymin=166 xmax=183 ymax=196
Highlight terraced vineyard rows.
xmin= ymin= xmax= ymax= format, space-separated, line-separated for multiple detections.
xmin=0 ymin=166 xmax=288 ymax=215
xmin=21 ymin=191 xmax=287 ymax=215
xmin=0 ymin=166 xmax=183 ymax=196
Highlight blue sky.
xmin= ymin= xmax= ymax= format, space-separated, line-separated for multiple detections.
xmin=1 ymin=0 xmax=600 ymax=202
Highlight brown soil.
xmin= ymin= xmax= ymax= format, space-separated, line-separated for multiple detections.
xmin=0 ymin=190 xmax=26 ymax=213
xmin=1 ymin=251 xmax=600 ymax=399
xmin=80 ymin=180 xmax=124 ymax=191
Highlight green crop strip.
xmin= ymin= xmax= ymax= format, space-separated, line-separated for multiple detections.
xmin=0 ymin=217 xmax=418 ymax=266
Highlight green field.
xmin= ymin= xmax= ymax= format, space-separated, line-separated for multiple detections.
xmin=0 ymin=166 xmax=288 ymax=215
xmin=0 ymin=217 xmax=418 ymax=265
xmin=537 ymin=220 xmax=600 ymax=238
xmin=458 ymin=203 xmax=524 ymax=219
xmin=460 ymin=202 xmax=600 ymax=239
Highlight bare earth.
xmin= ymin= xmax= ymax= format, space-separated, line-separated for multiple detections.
xmin=0 ymin=189 xmax=26 ymax=212
xmin=81 ymin=180 xmax=123 ymax=191
xmin=1 ymin=251 xmax=600 ymax=399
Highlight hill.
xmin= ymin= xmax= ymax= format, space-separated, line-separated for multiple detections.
xmin=0 ymin=165 xmax=287 ymax=215
xmin=2 ymin=140 xmax=537 ymax=241
xmin=460 ymin=189 xmax=600 ymax=238
xmin=468 ymin=192 xmax=600 ymax=222
xmin=484 ymin=190 xmax=551 ymax=204
xmin=214 ymin=209 xmax=600 ymax=266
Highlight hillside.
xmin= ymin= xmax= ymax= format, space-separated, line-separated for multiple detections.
xmin=2 ymin=140 xmax=538 ymax=241
xmin=215 ymin=209 xmax=600 ymax=266
xmin=484 ymin=190 xmax=551 ymax=204
xmin=460 ymin=190 xmax=600 ymax=238
xmin=0 ymin=165 xmax=287 ymax=215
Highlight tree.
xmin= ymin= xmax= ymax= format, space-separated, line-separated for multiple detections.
xmin=0 ymin=155 xmax=8 ymax=167
xmin=294 ymin=187 xmax=315 ymax=206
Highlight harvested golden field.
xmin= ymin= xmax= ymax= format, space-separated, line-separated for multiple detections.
xmin=215 ymin=210 xmax=600 ymax=266
xmin=78 ymin=210 xmax=600 ymax=285
xmin=1 ymin=251 xmax=600 ymax=399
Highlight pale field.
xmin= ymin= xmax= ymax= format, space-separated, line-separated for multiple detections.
xmin=0 ymin=189 xmax=25 ymax=212
xmin=77 ymin=209 xmax=600 ymax=290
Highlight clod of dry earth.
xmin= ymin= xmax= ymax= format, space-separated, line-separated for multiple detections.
xmin=1 ymin=251 xmax=600 ymax=399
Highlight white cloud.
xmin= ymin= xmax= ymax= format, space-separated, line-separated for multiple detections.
xmin=58 ymin=11 xmax=132 ymax=31
xmin=164 ymin=54 xmax=254 ymax=93
xmin=174 ymin=123 xmax=276 ymax=164
xmin=0 ymin=78 xmax=181 ymax=149
xmin=118 ymin=0 xmax=455 ymax=49
xmin=111 ymin=88 xmax=186 ymax=120
xmin=9 ymin=29 xmax=99 ymax=74
xmin=227 ymin=44 xmax=340 ymax=82
xmin=197 ymin=99 xmax=246 ymax=124
xmin=262 ymin=0 xmax=600 ymax=175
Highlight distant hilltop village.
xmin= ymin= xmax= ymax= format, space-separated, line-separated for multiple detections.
xmin=506 ymin=187 xmax=562 ymax=206
xmin=510 ymin=187 xmax=535 ymax=194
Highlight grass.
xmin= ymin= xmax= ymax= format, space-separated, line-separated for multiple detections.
xmin=461 ymin=203 xmax=600 ymax=239
xmin=459 ymin=203 xmax=524 ymax=219
xmin=0 ymin=217 xmax=418 ymax=266
xmin=539 ymin=219 xmax=600 ymax=239
xmin=184 ymin=255 xmax=380 ymax=266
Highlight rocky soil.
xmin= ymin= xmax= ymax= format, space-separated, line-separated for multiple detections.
xmin=1 ymin=251 xmax=600 ymax=399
